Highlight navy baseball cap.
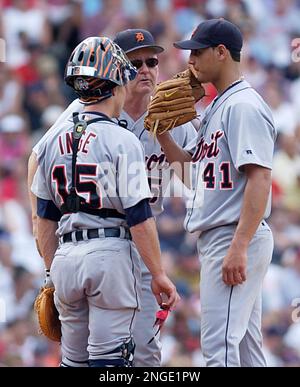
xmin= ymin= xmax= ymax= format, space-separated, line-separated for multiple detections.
xmin=114 ymin=29 xmax=164 ymax=54
xmin=174 ymin=19 xmax=243 ymax=55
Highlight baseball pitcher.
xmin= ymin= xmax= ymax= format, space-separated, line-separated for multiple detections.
xmin=146 ymin=19 xmax=276 ymax=367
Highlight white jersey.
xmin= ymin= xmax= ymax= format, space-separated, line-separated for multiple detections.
xmin=185 ymin=80 xmax=276 ymax=233
xmin=33 ymin=99 xmax=196 ymax=217
xmin=32 ymin=111 xmax=151 ymax=236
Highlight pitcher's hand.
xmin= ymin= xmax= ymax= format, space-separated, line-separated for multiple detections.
xmin=222 ymin=247 xmax=247 ymax=286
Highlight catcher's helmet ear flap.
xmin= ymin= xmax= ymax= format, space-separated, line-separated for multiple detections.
xmin=64 ymin=36 xmax=137 ymax=103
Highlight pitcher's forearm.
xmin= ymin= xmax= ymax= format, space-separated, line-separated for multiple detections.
xmin=232 ymin=165 xmax=271 ymax=249
xmin=157 ymin=132 xmax=192 ymax=185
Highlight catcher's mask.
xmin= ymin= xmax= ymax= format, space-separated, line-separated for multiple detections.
xmin=65 ymin=37 xmax=137 ymax=104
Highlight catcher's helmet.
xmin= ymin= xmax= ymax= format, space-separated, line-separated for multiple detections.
xmin=65 ymin=36 xmax=137 ymax=103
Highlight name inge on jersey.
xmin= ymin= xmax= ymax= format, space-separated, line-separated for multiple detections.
xmin=192 ymin=130 xmax=224 ymax=163
xmin=58 ymin=131 xmax=97 ymax=155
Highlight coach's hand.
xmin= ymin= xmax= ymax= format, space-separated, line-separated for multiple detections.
xmin=222 ymin=247 xmax=247 ymax=286
xmin=151 ymin=272 xmax=180 ymax=309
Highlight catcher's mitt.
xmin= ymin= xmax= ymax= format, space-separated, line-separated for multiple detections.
xmin=34 ymin=287 xmax=61 ymax=342
xmin=144 ymin=68 xmax=205 ymax=136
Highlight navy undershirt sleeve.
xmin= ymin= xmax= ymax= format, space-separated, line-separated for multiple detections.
xmin=125 ymin=199 xmax=153 ymax=227
xmin=37 ymin=197 xmax=62 ymax=222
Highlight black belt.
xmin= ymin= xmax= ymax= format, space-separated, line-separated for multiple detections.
xmin=61 ymin=227 xmax=131 ymax=243
xmin=204 ymin=221 xmax=266 ymax=233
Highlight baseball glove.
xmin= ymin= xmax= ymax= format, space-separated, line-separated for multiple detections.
xmin=34 ymin=287 xmax=61 ymax=342
xmin=144 ymin=68 xmax=205 ymax=136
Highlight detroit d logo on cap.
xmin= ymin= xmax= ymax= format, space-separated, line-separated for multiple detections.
xmin=135 ymin=32 xmax=145 ymax=42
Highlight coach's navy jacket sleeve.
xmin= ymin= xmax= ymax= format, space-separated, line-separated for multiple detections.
xmin=125 ymin=198 xmax=153 ymax=227
xmin=37 ymin=197 xmax=62 ymax=222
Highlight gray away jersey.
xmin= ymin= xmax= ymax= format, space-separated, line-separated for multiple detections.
xmin=32 ymin=112 xmax=152 ymax=236
xmin=185 ymin=80 xmax=276 ymax=233
xmin=33 ymin=99 xmax=196 ymax=217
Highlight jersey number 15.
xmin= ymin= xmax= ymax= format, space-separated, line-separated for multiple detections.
xmin=52 ymin=164 xmax=102 ymax=208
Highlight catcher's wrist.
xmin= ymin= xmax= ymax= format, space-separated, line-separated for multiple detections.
xmin=44 ymin=269 xmax=53 ymax=288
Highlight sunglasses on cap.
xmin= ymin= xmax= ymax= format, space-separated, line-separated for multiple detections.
xmin=130 ymin=57 xmax=159 ymax=70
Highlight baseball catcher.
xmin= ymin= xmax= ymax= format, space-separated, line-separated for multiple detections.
xmin=144 ymin=68 xmax=205 ymax=136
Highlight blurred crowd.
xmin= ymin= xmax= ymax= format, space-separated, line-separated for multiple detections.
xmin=0 ymin=0 xmax=300 ymax=367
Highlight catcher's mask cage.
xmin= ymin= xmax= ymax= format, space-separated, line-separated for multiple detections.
xmin=65 ymin=37 xmax=137 ymax=104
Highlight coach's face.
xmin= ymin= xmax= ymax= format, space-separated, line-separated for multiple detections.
xmin=188 ymin=46 xmax=223 ymax=83
xmin=126 ymin=48 xmax=159 ymax=96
